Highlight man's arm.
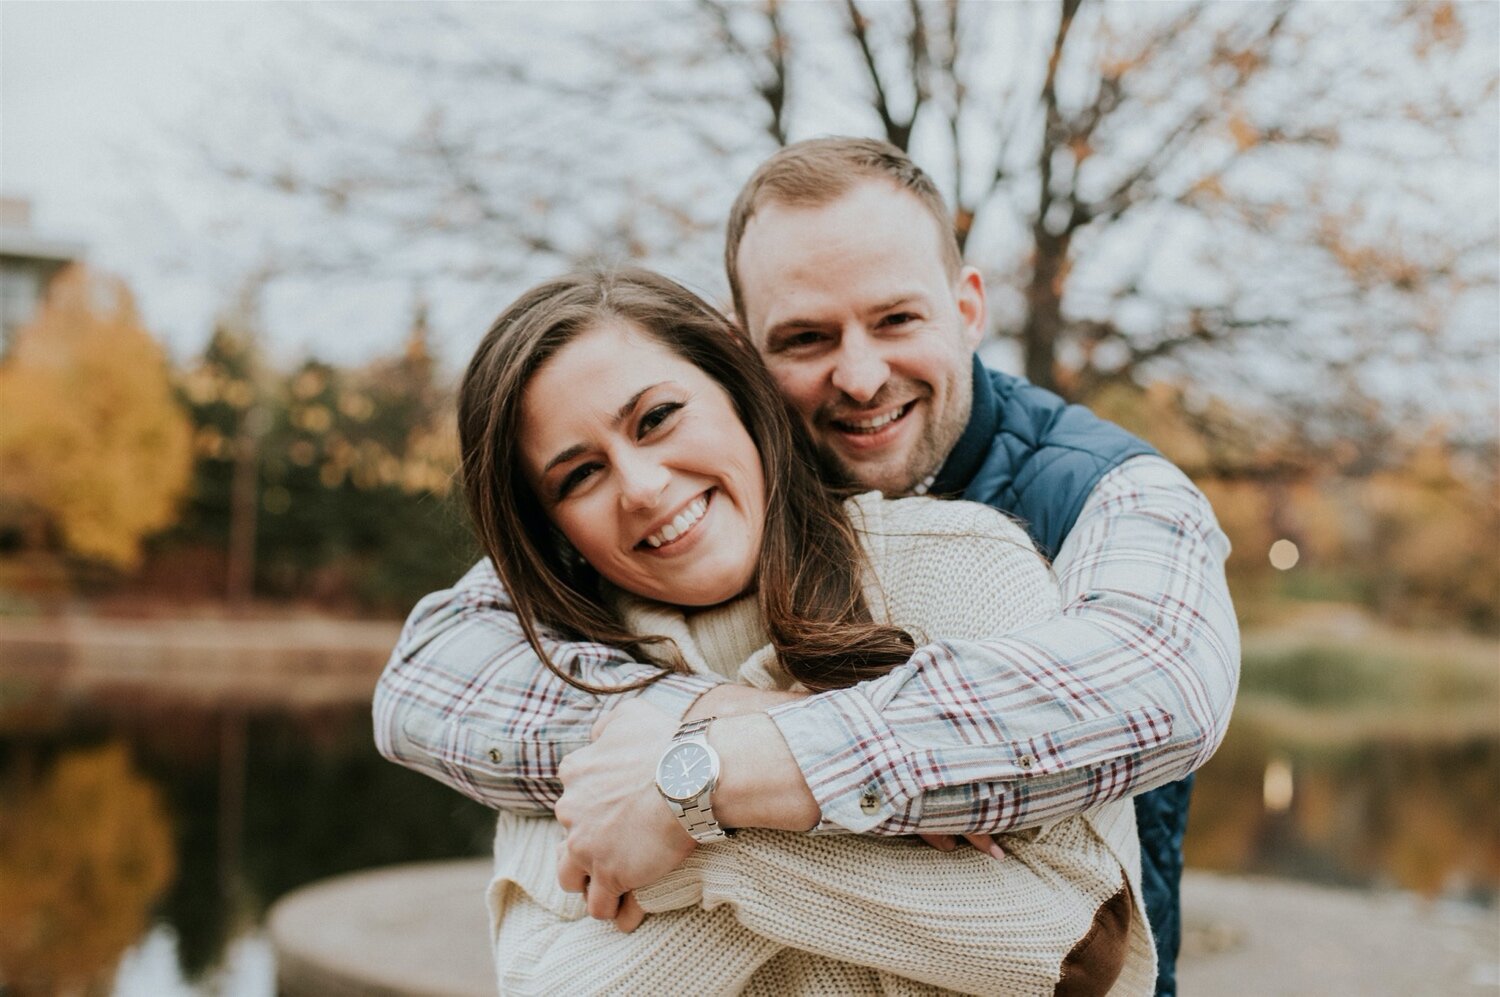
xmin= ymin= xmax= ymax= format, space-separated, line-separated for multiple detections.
xmin=764 ymin=455 xmax=1239 ymax=834
xmin=372 ymin=559 xmax=723 ymax=811
xmin=381 ymin=454 xmax=1235 ymax=833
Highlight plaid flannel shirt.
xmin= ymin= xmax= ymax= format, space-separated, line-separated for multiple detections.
xmin=373 ymin=454 xmax=1239 ymax=833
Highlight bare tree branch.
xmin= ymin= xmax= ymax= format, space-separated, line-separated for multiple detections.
xmin=844 ymin=0 xmax=914 ymax=149
xmin=699 ymin=0 xmax=790 ymax=145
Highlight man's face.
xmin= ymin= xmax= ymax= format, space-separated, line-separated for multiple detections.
xmin=735 ymin=180 xmax=986 ymax=495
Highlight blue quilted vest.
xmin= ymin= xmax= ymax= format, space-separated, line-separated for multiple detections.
xmin=931 ymin=358 xmax=1190 ymax=997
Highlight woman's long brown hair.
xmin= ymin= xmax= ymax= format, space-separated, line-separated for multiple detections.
xmin=458 ymin=267 xmax=914 ymax=694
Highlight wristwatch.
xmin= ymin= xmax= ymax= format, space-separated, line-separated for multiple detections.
xmin=654 ymin=717 xmax=730 ymax=843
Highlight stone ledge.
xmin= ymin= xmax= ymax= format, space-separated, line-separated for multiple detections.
xmin=268 ymin=860 xmax=1500 ymax=997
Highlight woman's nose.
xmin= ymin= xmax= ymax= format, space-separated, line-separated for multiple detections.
xmin=616 ymin=453 xmax=670 ymax=511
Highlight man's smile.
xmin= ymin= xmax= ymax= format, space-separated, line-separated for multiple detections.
xmin=826 ymin=400 xmax=919 ymax=453
xmin=831 ymin=401 xmax=916 ymax=434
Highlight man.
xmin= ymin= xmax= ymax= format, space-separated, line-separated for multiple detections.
xmin=374 ymin=137 xmax=1238 ymax=996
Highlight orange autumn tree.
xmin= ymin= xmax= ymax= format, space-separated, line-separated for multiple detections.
xmin=0 ymin=266 xmax=193 ymax=570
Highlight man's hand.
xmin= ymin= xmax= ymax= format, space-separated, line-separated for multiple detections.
xmin=555 ymin=698 xmax=695 ymax=925
xmin=917 ymin=832 xmax=1008 ymax=861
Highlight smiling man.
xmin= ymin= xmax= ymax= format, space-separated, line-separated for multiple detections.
xmin=735 ymin=177 xmax=984 ymax=496
xmin=374 ymin=137 xmax=1239 ymax=997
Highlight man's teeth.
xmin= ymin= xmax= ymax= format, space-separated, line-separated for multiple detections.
xmin=645 ymin=495 xmax=709 ymax=548
xmin=841 ymin=406 xmax=906 ymax=432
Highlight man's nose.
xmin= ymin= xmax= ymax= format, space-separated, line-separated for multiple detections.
xmin=616 ymin=451 xmax=670 ymax=511
xmin=829 ymin=332 xmax=891 ymax=404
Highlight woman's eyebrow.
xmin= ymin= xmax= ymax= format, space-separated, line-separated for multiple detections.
xmin=541 ymin=383 xmax=664 ymax=475
xmin=543 ymin=443 xmax=589 ymax=476
xmin=613 ymin=384 xmax=661 ymax=425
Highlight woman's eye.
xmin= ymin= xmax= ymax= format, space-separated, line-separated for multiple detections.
xmin=557 ymin=463 xmax=600 ymax=499
xmin=638 ymin=402 xmax=683 ymax=437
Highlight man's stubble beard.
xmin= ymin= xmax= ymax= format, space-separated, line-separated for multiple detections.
xmin=813 ymin=376 xmax=973 ymax=497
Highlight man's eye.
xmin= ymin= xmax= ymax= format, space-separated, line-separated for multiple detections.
xmin=882 ymin=312 xmax=918 ymax=327
xmin=780 ymin=331 xmax=827 ymax=351
xmin=557 ymin=463 xmax=600 ymax=499
xmin=638 ymin=402 xmax=683 ymax=437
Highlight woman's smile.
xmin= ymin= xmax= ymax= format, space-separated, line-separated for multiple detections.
xmin=639 ymin=489 xmax=714 ymax=551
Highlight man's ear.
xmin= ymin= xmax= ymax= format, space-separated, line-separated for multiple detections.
xmin=955 ymin=266 xmax=987 ymax=351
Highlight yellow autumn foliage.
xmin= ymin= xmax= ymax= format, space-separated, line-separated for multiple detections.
xmin=0 ymin=744 xmax=176 ymax=995
xmin=0 ymin=267 xmax=193 ymax=569
xmin=1356 ymin=439 xmax=1500 ymax=628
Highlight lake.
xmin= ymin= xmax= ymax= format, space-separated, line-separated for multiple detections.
xmin=0 ymin=608 xmax=1495 ymax=994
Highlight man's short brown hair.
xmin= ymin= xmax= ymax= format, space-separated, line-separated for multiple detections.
xmin=724 ymin=137 xmax=962 ymax=323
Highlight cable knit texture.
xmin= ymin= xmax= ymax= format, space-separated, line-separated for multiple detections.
xmin=488 ymin=494 xmax=1156 ymax=995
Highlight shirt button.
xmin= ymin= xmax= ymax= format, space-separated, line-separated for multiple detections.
xmin=859 ymin=785 xmax=881 ymax=815
xmin=488 ymin=747 xmax=503 ymax=765
xmin=1017 ymin=754 xmax=1035 ymax=771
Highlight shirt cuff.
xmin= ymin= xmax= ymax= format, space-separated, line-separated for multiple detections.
xmin=765 ymin=670 xmax=925 ymax=834
xmin=631 ymin=671 xmax=722 ymax=724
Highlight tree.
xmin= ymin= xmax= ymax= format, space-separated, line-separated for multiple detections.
xmin=201 ymin=0 xmax=1496 ymax=440
xmin=251 ymin=299 xmax=472 ymax=610
xmin=163 ymin=292 xmax=472 ymax=611
xmin=172 ymin=319 xmax=267 ymax=601
xmin=1347 ymin=435 xmax=1500 ymax=630
xmin=0 ymin=267 xmax=194 ymax=570
xmin=705 ymin=1 xmax=1498 ymax=423
xmin=1088 ymin=378 xmax=1500 ymax=630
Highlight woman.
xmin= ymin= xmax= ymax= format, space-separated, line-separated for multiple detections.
xmin=460 ymin=268 xmax=1154 ymax=996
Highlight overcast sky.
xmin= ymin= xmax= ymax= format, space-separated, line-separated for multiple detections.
xmin=1 ymin=2 xmax=741 ymax=369
xmin=2 ymin=1 xmax=1496 ymax=427
xmin=1 ymin=2 xmax=406 ymax=364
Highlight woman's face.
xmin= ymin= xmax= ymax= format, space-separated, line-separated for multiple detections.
xmin=519 ymin=321 xmax=767 ymax=608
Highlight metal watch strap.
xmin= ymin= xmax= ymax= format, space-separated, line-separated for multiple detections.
xmin=675 ymin=717 xmax=714 ymax=740
xmin=672 ymin=796 xmax=729 ymax=842
xmin=666 ymin=717 xmax=729 ymax=843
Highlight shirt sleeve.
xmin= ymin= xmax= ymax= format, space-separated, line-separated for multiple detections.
xmin=766 ymin=455 xmax=1240 ymax=834
xmin=372 ymin=558 xmax=723 ymax=812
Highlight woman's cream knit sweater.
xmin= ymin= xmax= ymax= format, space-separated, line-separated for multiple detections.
xmin=487 ymin=494 xmax=1156 ymax=996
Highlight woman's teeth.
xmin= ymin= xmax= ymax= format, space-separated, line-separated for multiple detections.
xmin=645 ymin=494 xmax=709 ymax=548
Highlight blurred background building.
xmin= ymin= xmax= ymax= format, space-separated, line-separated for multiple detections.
xmin=0 ymin=196 xmax=83 ymax=356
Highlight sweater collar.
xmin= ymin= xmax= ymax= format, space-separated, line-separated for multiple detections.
xmin=929 ymin=355 xmax=996 ymax=498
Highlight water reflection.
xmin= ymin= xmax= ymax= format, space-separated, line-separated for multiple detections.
xmin=1188 ymin=721 xmax=1500 ymax=905
xmin=0 ymin=706 xmax=494 ymax=993
xmin=1 ymin=630 xmax=1495 ymax=991
xmin=0 ymin=744 xmax=173 ymax=996
xmin=112 ymin=928 xmax=272 ymax=997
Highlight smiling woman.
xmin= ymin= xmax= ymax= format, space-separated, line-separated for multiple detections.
xmin=452 ymin=266 xmax=1156 ymax=996
xmin=457 ymin=266 xmax=915 ymax=697
xmin=518 ymin=322 xmax=766 ymax=608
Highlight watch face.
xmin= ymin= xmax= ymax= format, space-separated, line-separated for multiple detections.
xmin=656 ymin=741 xmax=715 ymax=802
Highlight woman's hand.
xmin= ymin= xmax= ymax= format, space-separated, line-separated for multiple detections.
xmin=555 ymin=699 xmax=697 ymax=925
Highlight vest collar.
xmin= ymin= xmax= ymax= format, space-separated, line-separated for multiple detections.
xmin=930 ymin=355 xmax=996 ymax=497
